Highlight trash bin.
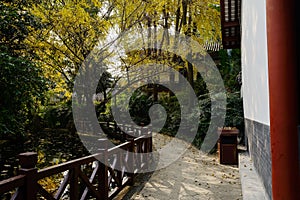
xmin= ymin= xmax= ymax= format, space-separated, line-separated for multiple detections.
xmin=218 ymin=127 xmax=239 ymax=165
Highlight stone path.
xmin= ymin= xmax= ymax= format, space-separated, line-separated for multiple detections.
xmin=239 ymin=153 xmax=269 ymax=200
xmin=118 ymin=133 xmax=243 ymax=200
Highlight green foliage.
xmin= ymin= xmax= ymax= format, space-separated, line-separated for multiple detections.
xmin=129 ymin=88 xmax=153 ymax=125
xmin=0 ymin=2 xmax=47 ymax=138
xmin=225 ymin=92 xmax=244 ymax=132
xmin=0 ymin=52 xmax=47 ymax=138
xmin=218 ymin=49 xmax=244 ymax=139
xmin=0 ymin=0 xmax=241 ymax=145
xmin=193 ymin=94 xmax=211 ymax=147
xmin=0 ymin=1 xmax=40 ymax=55
xmin=43 ymin=101 xmax=73 ymax=129
xmin=218 ymin=49 xmax=242 ymax=92
xmin=159 ymin=95 xmax=181 ymax=135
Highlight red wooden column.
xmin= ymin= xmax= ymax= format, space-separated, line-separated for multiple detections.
xmin=266 ymin=0 xmax=300 ymax=199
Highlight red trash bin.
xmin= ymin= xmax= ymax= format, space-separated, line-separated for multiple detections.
xmin=218 ymin=127 xmax=239 ymax=165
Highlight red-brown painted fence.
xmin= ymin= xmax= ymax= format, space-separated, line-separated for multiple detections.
xmin=0 ymin=125 xmax=152 ymax=200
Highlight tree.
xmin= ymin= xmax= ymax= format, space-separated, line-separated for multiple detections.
xmin=27 ymin=0 xmax=111 ymax=97
xmin=18 ymin=0 xmax=222 ymax=132
xmin=0 ymin=1 xmax=47 ymax=138
xmin=25 ymin=0 xmax=221 ymax=96
xmin=112 ymin=0 xmax=221 ymax=88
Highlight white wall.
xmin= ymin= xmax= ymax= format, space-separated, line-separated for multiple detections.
xmin=241 ymin=0 xmax=270 ymax=125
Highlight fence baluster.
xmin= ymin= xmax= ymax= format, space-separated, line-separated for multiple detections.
xmin=127 ymin=138 xmax=135 ymax=185
xmin=98 ymin=152 xmax=108 ymax=200
xmin=117 ymin=151 xmax=123 ymax=187
xmin=98 ymin=138 xmax=109 ymax=200
xmin=70 ymin=166 xmax=79 ymax=200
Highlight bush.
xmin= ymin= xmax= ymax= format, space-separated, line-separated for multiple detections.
xmin=0 ymin=2 xmax=47 ymax=138
xmin=0 ymin=52 xmax=47 ymax=138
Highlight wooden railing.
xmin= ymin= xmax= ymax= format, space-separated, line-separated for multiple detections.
xmin=0 ymin=126 xmax=152 ymax=200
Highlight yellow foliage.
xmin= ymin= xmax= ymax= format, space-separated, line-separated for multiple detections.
xmin=36 ymin=150 xmax=64 ymax=195
xmin=25 ymin=0 xmax=221 ymax=99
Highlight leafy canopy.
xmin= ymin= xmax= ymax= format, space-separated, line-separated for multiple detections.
xmin=0 ymin=1 xmax=47 ymax=137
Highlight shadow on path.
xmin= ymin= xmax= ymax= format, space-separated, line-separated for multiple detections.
xmin=116 ymin=133 xmax=242 ymax=200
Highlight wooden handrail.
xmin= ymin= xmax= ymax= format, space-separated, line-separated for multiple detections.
xmin=0 ymin=175 xmax=25 ymax=193
xmin=37 ymin=154 xmax=101 ymax=180
xmin=0 ymin=125 xmax=153 ymax=200
xmin=37 ymin=136 xmax=145 ymax=179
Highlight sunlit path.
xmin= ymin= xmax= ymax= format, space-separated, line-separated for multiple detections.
xmin=120 ymin=133 xmax=242 ymax=200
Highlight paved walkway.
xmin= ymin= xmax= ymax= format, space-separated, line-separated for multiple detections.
xmin=118 ymin=133 xmax=243 ymax=200
xmin=239 ymin=153 xmax=269 ymax=200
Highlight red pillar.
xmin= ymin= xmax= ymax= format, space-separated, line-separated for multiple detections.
xmin=266 ymin=0 xmax=300 ymax=199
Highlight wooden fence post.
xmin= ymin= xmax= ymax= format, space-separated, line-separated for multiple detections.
xmin=142 ymin=126 xmax=152 ymax=152
xmin=113 ymin=121 xmax=117 ymax=133
xmin=145 ymin=126 xmax=153 ymax=170
xmin=149 ymin=125 xmax=153 ymax=152
xmin=18 ymin=152 xmax=38 ymax=200
xmin=125 ymin=130 xmax=135 ymax=140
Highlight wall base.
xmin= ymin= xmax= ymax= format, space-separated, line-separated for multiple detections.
xmin=245 ymin=118 xmax=272 ymax=199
